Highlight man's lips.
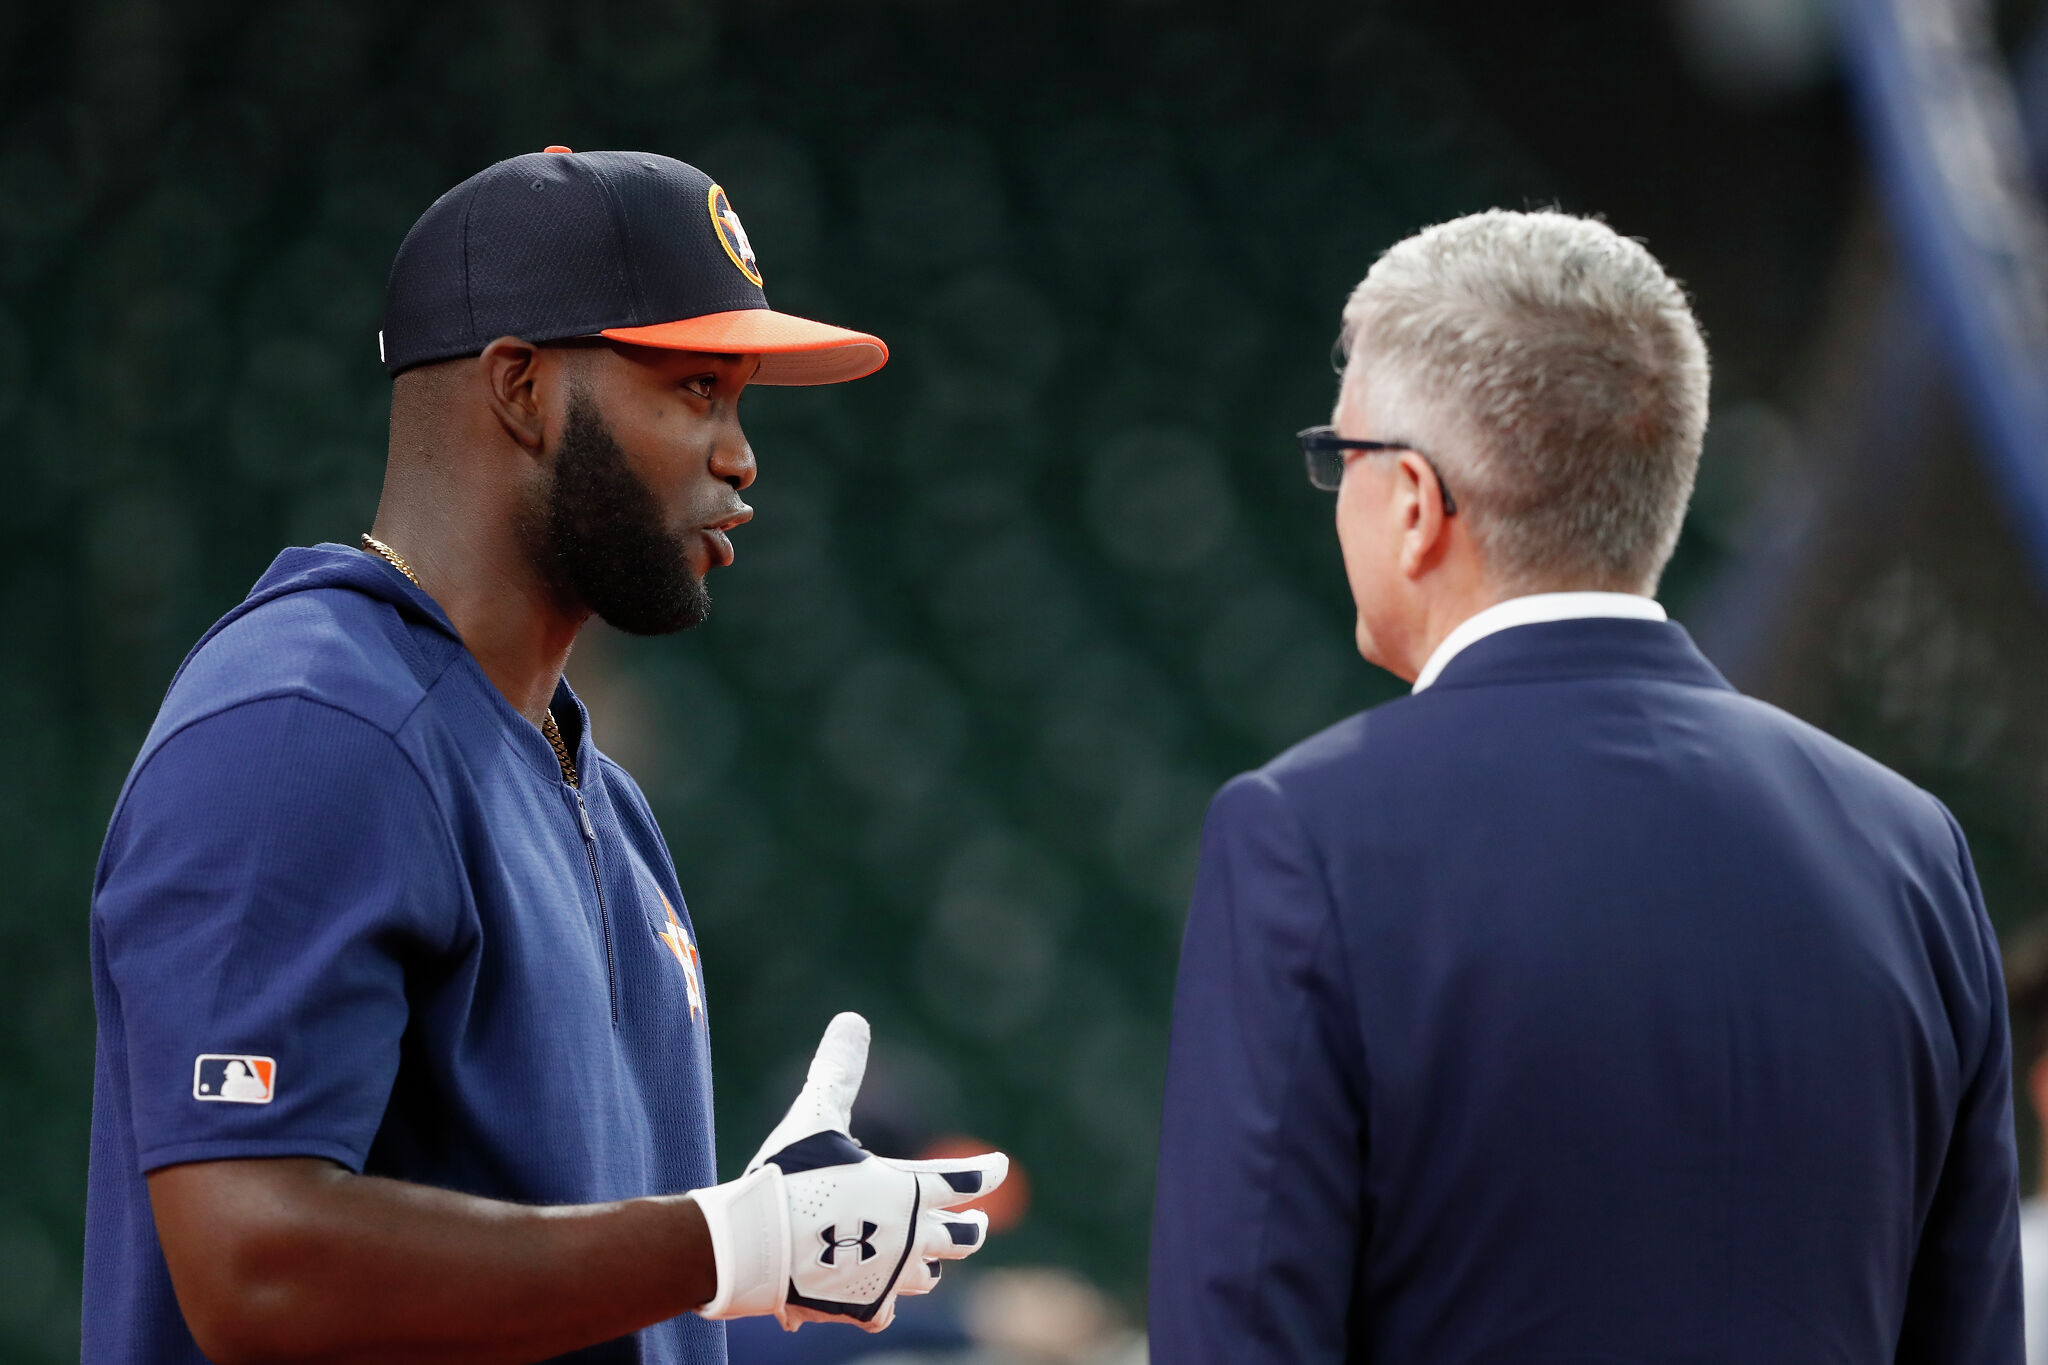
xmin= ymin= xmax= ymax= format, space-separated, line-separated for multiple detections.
xmin=697 ymin=504 xmax=750 ymax=569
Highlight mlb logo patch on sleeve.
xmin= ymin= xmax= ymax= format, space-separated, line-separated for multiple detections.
xmin=193 ymin=1055 xmax=276 ymax=1104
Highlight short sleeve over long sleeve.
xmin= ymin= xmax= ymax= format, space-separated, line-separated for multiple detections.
xmin=94 ymin=695 xmax=465 ymax=1174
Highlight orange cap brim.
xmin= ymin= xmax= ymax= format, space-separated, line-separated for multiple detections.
xmin=601 ymin=309 xmax=888 ymax=386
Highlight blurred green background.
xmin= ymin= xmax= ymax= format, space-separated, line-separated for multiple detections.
xmin=8 ymin=0 xmax=2048 ymax=1360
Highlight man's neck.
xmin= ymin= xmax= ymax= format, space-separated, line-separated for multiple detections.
xmin=1383 ymin=576 xmax=1505 ymax=684
xmin=1407 ymin=587 xmax=1664 ymax=693
xmin=366 ymin=513 xmax=587 ymax=726
xmin=1393 ymin=573 xmax=1653 ymax=683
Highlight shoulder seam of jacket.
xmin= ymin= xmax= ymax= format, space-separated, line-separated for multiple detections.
xmin=99 ymin=692 xmax=469 ymax=952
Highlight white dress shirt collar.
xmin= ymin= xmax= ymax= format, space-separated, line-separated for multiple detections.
xmin=1410 ymin=591 xmax=1668 ymax=693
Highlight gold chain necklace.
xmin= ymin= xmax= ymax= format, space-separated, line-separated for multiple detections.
xmin=360 ymin=533 xmax=582 ymax=788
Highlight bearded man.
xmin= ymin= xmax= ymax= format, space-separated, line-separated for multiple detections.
xmin=84 ymin=148 xmax=1005 ymax=1364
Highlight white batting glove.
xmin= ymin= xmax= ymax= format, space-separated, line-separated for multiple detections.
xmin=692 ymin=1012 xmax=1009 ymax=1332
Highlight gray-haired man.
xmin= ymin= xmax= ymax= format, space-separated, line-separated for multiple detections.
xmin=1149 ymin=210 xmax=2022 ymax=1363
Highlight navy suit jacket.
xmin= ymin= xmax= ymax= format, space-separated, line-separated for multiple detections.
xmin=1149 ymin=618 xmax=2022 ymax=1364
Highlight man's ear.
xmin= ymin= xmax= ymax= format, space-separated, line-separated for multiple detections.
xmin=479 ymin=336 xmax=547 ymax=453
xmin=1396 ymin=449 xmax=1453 ymax=579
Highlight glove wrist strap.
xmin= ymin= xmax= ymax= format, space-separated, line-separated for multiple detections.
xmin=693 ymin=1165 xmax=790 ymax=1320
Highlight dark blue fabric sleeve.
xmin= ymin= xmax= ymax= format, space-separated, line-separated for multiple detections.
xmin=1149 ymin=771 xmax=1367 ymax=1365
xmin=1895 ymin=807 xmax=2024 ymax=1363
xmin=94 ymin=696 xmax=465 ymax=1174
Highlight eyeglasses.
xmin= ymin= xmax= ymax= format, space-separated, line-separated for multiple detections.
xmin=1296 ymin=425 xmax=1458 ymax=514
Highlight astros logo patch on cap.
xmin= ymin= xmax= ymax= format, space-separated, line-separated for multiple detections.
xmin=708 ymin=184 xmax=762 ymax=286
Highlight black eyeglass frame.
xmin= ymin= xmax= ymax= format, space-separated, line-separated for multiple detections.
xmin=1296 ymin=425 xmax=1458 ymax=514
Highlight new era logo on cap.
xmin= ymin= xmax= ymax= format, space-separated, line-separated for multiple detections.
xmin=193 ymin=1054 xmax=275 ymax=1104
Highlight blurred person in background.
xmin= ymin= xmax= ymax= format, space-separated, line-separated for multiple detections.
xmin=82 ymin=148 xmax=1007 ymax=1364
xmin=729 ymin=1264 xmax=1136 ymax=1365
xmin=1149 ymin=210 xmax=2022 ymax=1362
xmin=727 ymin=1121 xmax=1140 ymax=1365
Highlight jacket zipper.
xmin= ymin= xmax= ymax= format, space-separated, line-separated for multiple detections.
xmin=575 ymin=790 xmax=619 ymax=1027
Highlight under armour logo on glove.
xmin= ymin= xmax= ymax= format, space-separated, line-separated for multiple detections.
xmin=819 ymin=1222 xmax=878 ymax=1265
xmin=691 ymin=1013 xmax=1009 ymax=1333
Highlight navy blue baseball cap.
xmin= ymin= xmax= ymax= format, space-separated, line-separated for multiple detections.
xmin=379 ymin=147 xmax=888 ymax=385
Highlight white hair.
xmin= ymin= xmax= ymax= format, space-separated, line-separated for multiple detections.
xmin=1340 ymin=209 xmax=1710 ymax=593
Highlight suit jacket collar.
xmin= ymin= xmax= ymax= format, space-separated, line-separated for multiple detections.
xmin=1422 ymin=617 xmax=1735 ymax=695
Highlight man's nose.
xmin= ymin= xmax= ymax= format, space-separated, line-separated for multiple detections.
xmin=712 ymin=433 xmax=757 ymax=491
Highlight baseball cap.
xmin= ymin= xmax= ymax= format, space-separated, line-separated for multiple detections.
xmin=379 ymin=147 xmax=887 ymax=385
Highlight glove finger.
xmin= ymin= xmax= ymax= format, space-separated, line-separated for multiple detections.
xmin=896 ymin=1258 xmax=942 ymax=1296
xmin=889 ymin=1152 xmax=1010 ymax=1210
xmin=798 ymin=1012 xmax=870 ymax=1133
xmin=749 ymin=1014 xmax=872 ymax=1171
xmin=918 ymin=1207 xmax=990 ymax=1261
xmin=860 ymin=1295 xmax=896 ymax=1333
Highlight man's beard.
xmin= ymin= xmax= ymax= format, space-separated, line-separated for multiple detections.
xmin=523 ymin=383 xmax=712 ymax=636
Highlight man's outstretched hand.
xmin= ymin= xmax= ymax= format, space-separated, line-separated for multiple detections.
xmin=693 ymin=1013 xmax=1009 ymax=1332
